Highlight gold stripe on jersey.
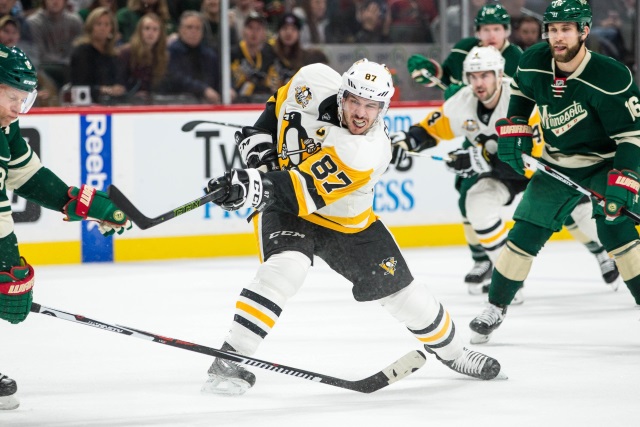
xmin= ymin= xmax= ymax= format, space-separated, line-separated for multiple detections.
xmin=417 ymin=109 xmax=455 ymax=142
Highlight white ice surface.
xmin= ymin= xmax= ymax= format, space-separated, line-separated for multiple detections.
xmin=2 ymin=241 xmax=639 ymax=427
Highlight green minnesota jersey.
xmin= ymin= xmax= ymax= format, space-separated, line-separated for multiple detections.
xmin=441 ymin=37 xmax=523 ymax=85
xmin=509 ymin=43 xmax=640 ymax=169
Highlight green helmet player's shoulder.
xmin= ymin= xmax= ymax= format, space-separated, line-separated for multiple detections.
xmin=451 ymin=37 xmax=480 ymax=54
xmin=578 ymin=52 xmax=635 ymax=94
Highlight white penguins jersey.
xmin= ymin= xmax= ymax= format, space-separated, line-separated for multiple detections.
xmin=269 ymin=63 xmax=392 ymax=233
xmin=418 ymin=79 xmax=512 ymax=149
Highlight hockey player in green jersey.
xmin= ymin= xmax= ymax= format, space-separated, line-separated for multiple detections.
xmin=407 ymin=3 xmax=523 ymax=92
xmin=469 ymin=0 xmax=640 ymax=344
xmin=0 ymin=44 xmax=132 ymax=410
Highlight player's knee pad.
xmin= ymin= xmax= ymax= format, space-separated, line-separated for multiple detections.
xmin=495 ymin=241 xmax=535 ymax=281
xmin=565 ymin=200 xmax=599 ymax=244
xmin=609 ymin=240 xmax=640 ymax=281
xmin=465 ymin=179 xmax=511 ymax=230
xmin=252 ymin=251 xmax=311 ymax=306
xmin=378 ymin=280 xmax=440 ymax=328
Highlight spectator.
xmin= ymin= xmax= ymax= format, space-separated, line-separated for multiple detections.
xmin=230 ymin=0 xmax=257 ymax=38
xmin=164 ymin=11 xmax=221 ymax=104
xmin=69 ymin=6 xmax=126 ymax=104
xmin=271 ymin=12 xmax=328 ymax=85
xmin=388 ymin=0 xmax=436 ymax=43
xmin=292 ymin=0 xmax=330 ymax=45
xmin=117 ymin=12 xmax=168 ymax=103
xmin=0 ymin=1 xmax=32 ymax=46
xmin=354 ymin=0 xmax=390 ymax=43
xmin=590 ymin=9 xmax=632 ymax=66
xmin=78 ymin=0 xmax=118 ymax=21
xmin=26 ymin=0 xmax=83 ymax=89
xmin=0 ymin=15 xmax=59 ymax=106
xmin=430 ymin=0 xmax=485 ymax=41
xmin=201 ymin=0 xmax=239 ymax=52
xmin=116 ymin=0 xmax=174 ymax=44
xmin=511 ymin=14 xmax=541 ymax=50
xmin=166 ymin=0 xmax=200 ymax=24
xmin=230 ymin=11 xmax=279 ymax=104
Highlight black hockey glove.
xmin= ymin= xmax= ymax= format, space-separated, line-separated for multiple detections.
xmin=235 ymin=126 xmax=279 ymax=172
xmin=445 ymin=147 xmax=491 ymax=178
xmin=206 ymin=168 xmax=275 ymax=212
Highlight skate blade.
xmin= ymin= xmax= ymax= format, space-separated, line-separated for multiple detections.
xmin=470 ymin=332 xmax=491 ymax=344
xmin=201 ymin=376 xmax=252 ymax=396
xmin=0 ymin=395 xmax=20 ymax=410
xmin=467 ymin=281 xmax=490 ymax=295
xmin=607 ymin=278 xmax=620 ymax=292
xmin=493 ymin=369 xmax=509 ymax=380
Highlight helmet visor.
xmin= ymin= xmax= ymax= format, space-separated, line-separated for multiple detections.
xmin=21 ymin=89 xmax=37 ymax=114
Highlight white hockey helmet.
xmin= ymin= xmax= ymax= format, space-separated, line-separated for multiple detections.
xmin=462 ymin=46 xmax=505 ymax=85
xmin=338 ymin=58 xmax=395 ymax=127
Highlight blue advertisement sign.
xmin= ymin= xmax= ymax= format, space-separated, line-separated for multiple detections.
xmin=80 ymin=114 xmax=113 ymax=262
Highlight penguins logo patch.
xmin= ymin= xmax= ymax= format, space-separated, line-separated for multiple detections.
xmin=379 ymin=257 xmax=397 ymax=276
xmin=462 ymin=119 xmax=479 ymax=132
xmin=295 ymin=85 xmax=312 ymax=108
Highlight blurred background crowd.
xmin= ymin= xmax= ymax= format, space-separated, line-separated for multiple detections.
xmin=2 ymin=0 xmax=636 ymax=106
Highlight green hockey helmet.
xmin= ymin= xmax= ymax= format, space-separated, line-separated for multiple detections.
xmin=543 ymin=0 xmax=592 ymax=34
xmin=0 ymin=44 xmax=38 ymax=113
xmin=475 ymin=4 xmax=511 ymax=30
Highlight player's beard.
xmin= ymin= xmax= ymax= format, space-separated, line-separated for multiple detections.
xmin=551 ymin=38 xmax=584 ymax=63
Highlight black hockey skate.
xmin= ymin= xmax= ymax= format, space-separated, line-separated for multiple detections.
xmin=201 ymin=343 xmax=256 ymax=396
xmin=465 ymin=260 xmax=493 ymax=294
xmin=469 ymin=303 xmax=507 ymax=344
xmin=596 ymin=251 xmax=620 ymax=289
xmin=426 ymin=347 xmax=507 ymax=380
xmin=0 ymin=373 xmax=19 ymax=410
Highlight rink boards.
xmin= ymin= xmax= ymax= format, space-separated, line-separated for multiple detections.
xmin=12 ymin=103 xmax=567 ymax=264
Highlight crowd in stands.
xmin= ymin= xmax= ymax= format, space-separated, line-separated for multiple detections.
xmin=0 ymin=0 xmax=635 ymax=106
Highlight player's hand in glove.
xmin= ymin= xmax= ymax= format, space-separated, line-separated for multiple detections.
xmin=407 ymin=54 xmax=443 ymax=87
xmin=390 ymin=131 xmax=418 ymax=167
xmin=443 ymin=83 xmax=464 ymax=100
xmin=206 ymin=168 xmax=275 ymax=212
xmin=235 ymin=126 xmax=279 ymax=172
xmin=603 ymin=169 xmax=640 ymax=224
xmin=496 ymin=117 xmax=533 ymax=175
xmin=0 ymin=258 xmax=34 ymax=324
xmin=445 ymin=147 xmax=491 ymax=178
xmin=63 ymin=185 xmax=132 ymax=236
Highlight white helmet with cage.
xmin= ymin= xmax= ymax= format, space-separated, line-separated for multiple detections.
xmin=337 ymin=58 xmax=395 ymax=128
xmin=462 ymin=46 xmax=505 ymax=85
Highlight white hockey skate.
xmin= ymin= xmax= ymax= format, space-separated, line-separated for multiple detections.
xmin=469 ymin=303 xmax=507 ymax=344
xmin=0 ymin=373 xmax=19 ymax=410
xmin=201 ymin=343 xmax=256 ymax=396
xmin=465 ymin=260 xmax=493 ymax=295
xmin=596 ymin=251 xmax=620 ymax=290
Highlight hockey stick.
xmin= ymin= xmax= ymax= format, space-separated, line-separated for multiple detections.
xmin=405 ymin=152 xmax=449 ymax=160
xmin=420 ymin=69 xmax=449 ymax=91
xmin=107 ymin=185 xmax=226 ymax=230
xmin=31 ymin=302 xmax=426 ymax=393
xmin=522 ymin=154 xmax=640 ymax=224
xmin=181 ymin=120 xmax=244 ymax=132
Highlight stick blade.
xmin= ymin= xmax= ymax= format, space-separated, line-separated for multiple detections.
xmin=353 ymin=350 xmax=426 ymax=393
xmin=107 ymin=185 xmax=154 ymax=230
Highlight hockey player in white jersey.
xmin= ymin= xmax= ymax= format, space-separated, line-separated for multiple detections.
xmin=201 ymin=59 xmax=507 ymax=395
xmin=391 ymin=46 xmax=618 ymax=297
